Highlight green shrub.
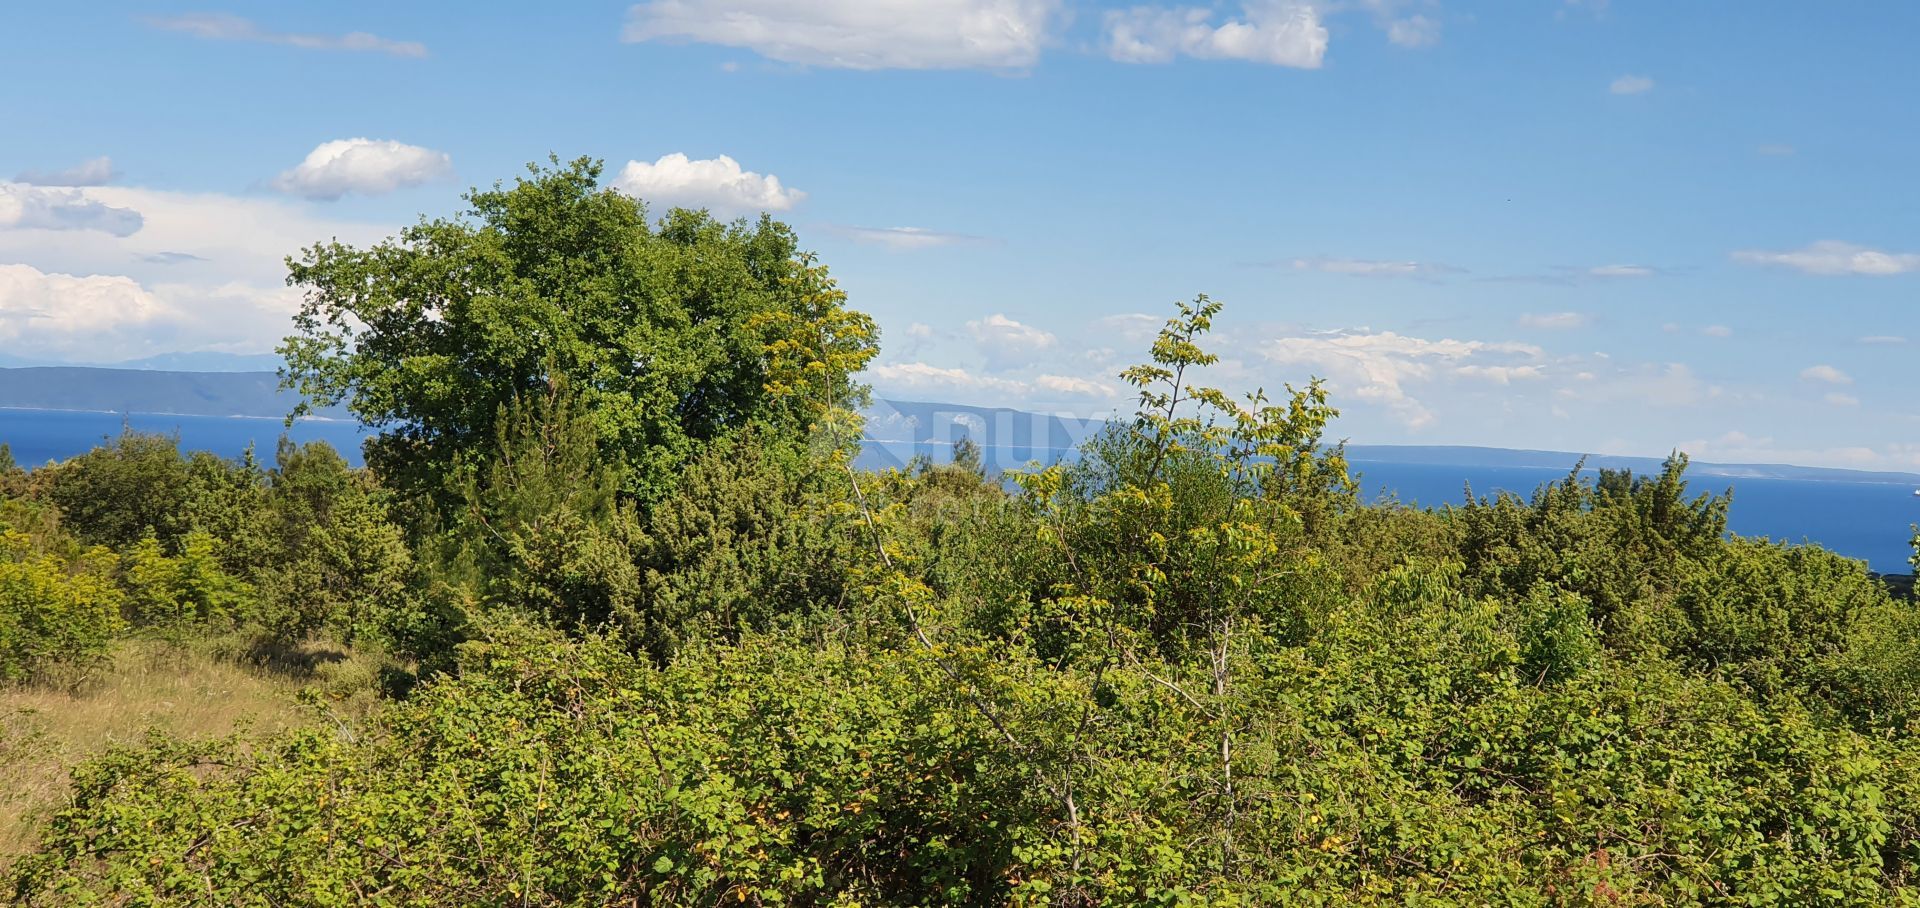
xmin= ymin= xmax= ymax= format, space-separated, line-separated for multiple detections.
xmin=0 ymin=531 xmax=123 ymax=682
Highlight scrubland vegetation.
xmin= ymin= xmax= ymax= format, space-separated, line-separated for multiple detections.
xmin=3 ymin=159 xmax=1918 ymax=905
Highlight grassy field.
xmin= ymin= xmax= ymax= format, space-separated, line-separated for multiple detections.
xmin=0 ymin=636 xmax=382 ymax=868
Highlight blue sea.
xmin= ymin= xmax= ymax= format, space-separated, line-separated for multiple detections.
xmin=4 ymin=409 xmax=1916 ymax=574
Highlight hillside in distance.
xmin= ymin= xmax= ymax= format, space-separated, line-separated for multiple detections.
xmin=1 ymin=369 xmax=1915 ymax=485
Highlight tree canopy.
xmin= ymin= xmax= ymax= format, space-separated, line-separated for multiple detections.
xmin=279 ymin=156 xmax=877 ymax=509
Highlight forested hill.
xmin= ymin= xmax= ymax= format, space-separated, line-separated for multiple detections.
xmin=3 ymin=368 xmax=1917 ymax=485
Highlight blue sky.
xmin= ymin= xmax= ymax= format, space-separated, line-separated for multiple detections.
xmin=1 ymin=1 xmax=1915 ymax=470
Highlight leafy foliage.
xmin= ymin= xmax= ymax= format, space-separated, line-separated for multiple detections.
xmin=8 ymin=167 xmax=1920 ymax=904
xmin=280 ymin=156 xmax=877 ymax=510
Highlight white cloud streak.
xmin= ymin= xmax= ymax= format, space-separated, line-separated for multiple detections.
xmin=146 ymin=13 xmax=427 ymax=58
xmin=14 ymin=156 xmax=116 ymax=187
xmin=1733 ymin=240 xmax=1920 ymax=276
xmin=624 ymin=0 xmax=1060 ymax=70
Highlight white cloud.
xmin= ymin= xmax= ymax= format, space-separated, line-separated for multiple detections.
xmin=1825 ymin=392 xmax=1861 ymax=408
xmin=1701 ymin=324 xmax=1733 ymax=338
xmin=0 ymin=183 xmax=143 ymax=236
xmin=0 ymin=183 xmax=391 ymax=360
xmin=1610 ymin=74 xmax=1654 ymax=95
xmin=1799 ymin=364 xmax=1852 ymax=385
xmin=14 ymin=156 xmax=116 ymax=187
xmin=1259 ymin=330 xmax=1542 ymax=429
xmin=0 ymin=264 xmax=176 ymax=360
xmin=867 ymin=361 xmax=1029 ymax=395
xmin=1733 ymin=240 xmax=1920 ymax=276
xmin=1455 ymin=364 xmax=1545 ymax=384
xmin=1292 ymin=256 xmax=1460 ymax=279
xmin=1517 ymin=311 xmax=1590 ymax=330
xmin=1106 ymin=1 xmax=1328 ymax=68
xmin=1858 ymin=335 xmax=1907 ymax=345
xmin=968 ymin=313 xmax=1057 ymax=367
xmin=1092 ymin=312 xmax=1164 ymax=342
xmin=1384 ymin=14 xmax=1440 ymax=47
xmin=623 ymin=0 xmax=1060 ymax=70
xmin=1035 ymin=374 xmax=1117 ymax=397
xmin=1676 ymin=431 xmax=1920 ymax=472
xmin=611 ymin=153 xmax=804 ymax=217
xmin=270 ymin=139 xmax=452 ymax=201
xmin=1586 ymin=263 xmax=1653 ymax=278
xmin=146 ymin=13 xmax=427 ymax=58
xmin=828 ymin=225 xmax=981 ymax=250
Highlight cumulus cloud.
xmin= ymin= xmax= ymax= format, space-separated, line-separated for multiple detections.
xmin=827 ymin=225 xmax=982 ymax=250
xmin=968 ymin=313 xmax=1057 ymax=367
xmin=611 ymin=153 xmax=803 ymax=217
xmin=0 ymin=183 xmax=143 ymax=236
xmin=1291 ymin=256 xmax=1461 ymax=279
xmin=1799 ymin=364 xmax=1852 ymax=385
xmin=1106 ymin=1 xmax=1328 ymax=67
xmin=1733 ymin=240 xmax=1920 ymax=276
xmin=0 ymin=264 xmax=177 ymax=359
xmin=146 ymin=13 xmax=427 ymax=57
xmin=623 ymin=0 xmax=1060 ymax=70
xmin=14 ymin=156 xmax=117 ymax=187
xmin=0 ymin=183 xmax=391 ymax=360
xmin=1517 ymin=311 xmax=1590 ymax=330
xmin=1259 ymin=330 xmax=1542 ymax=429
xmin=270 ymin=139 xmax=452 ymax=201
xmin=1610 ymin=74 xmax=1654 ymax=95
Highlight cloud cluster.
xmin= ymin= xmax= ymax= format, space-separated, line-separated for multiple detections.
xmin=611 ymin=153 xmax=804 ymax=217
xmin=147 ymin=13 xmax=427 ymax=58
xmin=624 ymin=0 xmax=1059 ymax=70
xmin=0 ymin=264 xmax=175 ymax=360
xmin=1259 ymin=330 xmax=1543 ymax=429
xmin=271 ymin=139 xmax=453 ymax=201
xmin=1105 ymin=1 xmax=1329 ymax=67
xmin=0 ymin=183 xmax=143 ymax=236
xmin=1733 ymin=240 xmax=1920 ymax=276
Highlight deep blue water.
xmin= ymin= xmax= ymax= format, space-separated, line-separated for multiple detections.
xmin=1349 ymin=460 xmax=1918 ymax=576
xmin=0 ymin=409 xmax=371 ymax=468
xmin=4 ymin=410 xmax=1915 ymax=574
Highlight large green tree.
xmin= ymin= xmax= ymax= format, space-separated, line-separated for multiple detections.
xmin=280 ymin=156 xmax=877 ymax=509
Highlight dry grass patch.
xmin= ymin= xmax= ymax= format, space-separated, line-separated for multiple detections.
xmin=0 ymin=636 xmax=381 ymax=867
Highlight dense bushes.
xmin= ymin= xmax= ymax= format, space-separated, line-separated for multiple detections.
xmin=7 ymin=166 xmax=1920 ymax=902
